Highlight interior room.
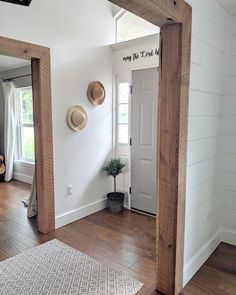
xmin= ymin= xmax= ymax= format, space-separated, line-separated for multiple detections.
xmin=0 ymin=0 xmax=236 ymax=295
xmin=0 ymin=55 xmax=37 ymax=229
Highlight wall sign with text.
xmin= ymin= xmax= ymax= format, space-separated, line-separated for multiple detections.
xmin=122 ymin=48 xmax=159 ymax=63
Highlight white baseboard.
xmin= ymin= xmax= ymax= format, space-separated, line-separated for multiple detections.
xmin=13 ymin=172 xmax=33 ymax=184
xmin=221 ymin=227 xmax=236 ymax=246
xmin=183 ymin=229 xmax=221 ymax=286
xmin=55 ymin=198 xmax=107 ymax=229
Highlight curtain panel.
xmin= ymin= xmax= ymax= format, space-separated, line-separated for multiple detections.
xmin=3 ymin=81 xmax=17 ymax=182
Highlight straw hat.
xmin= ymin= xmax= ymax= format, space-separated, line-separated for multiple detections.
xmin=87 ymin=81 xmax=106 ymax=105
xmin=67 ymin=105 xmax=87 ymax=131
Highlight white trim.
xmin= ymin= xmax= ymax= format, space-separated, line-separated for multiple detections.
xmin=113 ymin=8 xmax=126 ymax=20
xmin=115 ymin=75 xmax=131 ymax=146
xmin=131 ymin=208 xmax=156 ymax=218
xmin=13 ymin=171 xmax=33 ymax=184
xmin=183 ymin=229 xmax=221 ymax=286
xmin=221 ymin=226 xmax=236 ymax=246
xmin=55 ymin=198 xmax=107 ymax=229
xmin=124 ymin=201 xmax=130 ymax=210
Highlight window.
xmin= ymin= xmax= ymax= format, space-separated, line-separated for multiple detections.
xmin=16 ymin=87 xmax=35 ymax=162
xmin=116 ymin=11 xmax=160 ymax=43
xmin=117 ymin=82 xmax=130 ymax=144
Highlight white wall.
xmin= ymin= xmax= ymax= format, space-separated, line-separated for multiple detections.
xmin=220 ymin=14 xmax=236 ymax=246
xmin=14 ymin=161 xmax=34 ymax=184
xmin=183 ymin=0 xmax=232 ymax=285
xmin=0 ymin=0 xmax=115 ymax=227
xmin=112 ymin=34 xmax=159 ymax=74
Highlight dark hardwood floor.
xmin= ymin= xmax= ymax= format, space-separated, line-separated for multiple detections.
xmin=0 ymin=180 xmax=236 ymax=294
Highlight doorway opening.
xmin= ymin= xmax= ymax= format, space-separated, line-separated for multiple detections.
xmin=111 ymin=7 xmax=160 ymax=216
xmin=0 ymin=36 xmax=55 ymax=234
xmin=109 ymin=1 xmax=192 ymax=294
xmin=0 ymin=56 xmax=37 ymax=232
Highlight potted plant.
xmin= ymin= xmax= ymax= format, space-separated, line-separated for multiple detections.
xmin=103 ymin=158 xmax=126 ymax=214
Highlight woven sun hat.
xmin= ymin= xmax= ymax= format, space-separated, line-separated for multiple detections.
xmin=87 ymin=81 xmax=106 ymax=105
xmin=67 ymin=105 xmax=87 ymax=131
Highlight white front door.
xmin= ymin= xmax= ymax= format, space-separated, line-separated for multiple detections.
xmin=131 ymin=67 xmax=158 ymax=215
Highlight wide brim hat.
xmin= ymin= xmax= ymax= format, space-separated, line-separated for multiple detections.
xmin=87 ymin=81 xmax=106 ymax=105
xmin=67 ymin=105 xmax=87 ymax=131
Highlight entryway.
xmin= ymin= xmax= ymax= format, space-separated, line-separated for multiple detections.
xmin=0 ymin=36 xmax=55 ymax=234
xmin=112 ymin=31 xmax=159 ymax=216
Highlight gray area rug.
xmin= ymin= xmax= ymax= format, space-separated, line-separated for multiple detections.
xmin=0 ymin=239 xmax=143 ymax=294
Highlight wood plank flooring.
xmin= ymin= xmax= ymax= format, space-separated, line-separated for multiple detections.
xmin=0 ymin=180 xmax=236 ymax=294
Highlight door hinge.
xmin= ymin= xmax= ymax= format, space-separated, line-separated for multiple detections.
xmin=130 ymin=85 xmax=133 ymax=94
xmin=129 ymin=138 xmax=132 ymax=146
xmin=129 ymin=187 xmax=131 ymax=195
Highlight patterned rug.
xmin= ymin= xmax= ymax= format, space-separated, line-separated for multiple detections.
xmin=0 ymin=239 xmax=143 ymax=295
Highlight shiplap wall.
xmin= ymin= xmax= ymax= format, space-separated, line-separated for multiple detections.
xmin=183 ymin=0 xmax=232 ymax=285
xmin=220 ymin=14 xmax=236 ymax=246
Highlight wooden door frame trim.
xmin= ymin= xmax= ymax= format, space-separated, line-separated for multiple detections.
xmin=0 ymin=36 xmax=55 ymax=234
xmin=109 ymin=1 xmax=192 ymax=294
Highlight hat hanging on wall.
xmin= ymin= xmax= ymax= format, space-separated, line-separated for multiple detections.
xmin=87 ymin=81 xmax=106 ymax=106
xmin=67 ymin=105 xmax=87 ymax=131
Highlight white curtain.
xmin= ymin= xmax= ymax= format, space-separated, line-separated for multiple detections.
xmin=27 ymin=173 xmax=37 ymax=218
xmin=3 ymin=82 xmax=17 ymax=182
xmin=23 ymin=173 xmax=37 ymax=218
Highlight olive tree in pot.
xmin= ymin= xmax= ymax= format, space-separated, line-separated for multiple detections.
xmin=103 ymin=158 xmax=126 ymax=214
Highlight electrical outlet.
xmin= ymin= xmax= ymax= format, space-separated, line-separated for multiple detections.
xmin=67 ymin=185 xmax=73 ymax=196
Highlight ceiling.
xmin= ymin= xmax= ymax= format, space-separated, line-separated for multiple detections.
xmin=0 ymin=55 xmax=30 ymax=72
xmin=217 ymin=0 xmax=236 ymax=15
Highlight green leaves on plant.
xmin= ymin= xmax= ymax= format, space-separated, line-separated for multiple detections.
xmin=103 ymin=158 xmax=126 ymax=178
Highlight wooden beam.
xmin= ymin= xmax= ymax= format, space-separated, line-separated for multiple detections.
xmin=0 ymin=36 xmax=48 ymax=59
xmin=108 ymin=0 xmax=191 ymax=26
xmin=32 ymin=53 xmax=55 ymax=234
xmin=156 ymin=23 xmax=183 ymax=295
